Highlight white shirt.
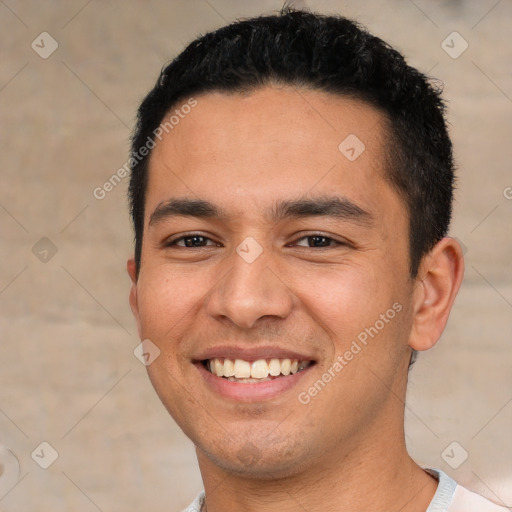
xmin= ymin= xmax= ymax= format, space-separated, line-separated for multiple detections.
xmin=182 ymin=468 xmax=509 ymax=511
xmin=424 ymin=468 xmax=509 ymax=511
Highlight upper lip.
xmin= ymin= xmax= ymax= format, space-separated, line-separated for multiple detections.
xmin=194 ymin=345 xmax=317 ymax=363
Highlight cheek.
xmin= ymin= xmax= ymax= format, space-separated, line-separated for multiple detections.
xmin=135 ymin=266 xmax=206 ymax=340
xmin=295 ymin=263 xmax=399 ymax=342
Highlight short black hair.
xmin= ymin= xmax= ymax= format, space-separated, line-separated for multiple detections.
xmin=129 ymin=8 xmax=455 ymax=281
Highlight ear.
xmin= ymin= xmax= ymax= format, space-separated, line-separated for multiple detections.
xmin=127 ymin=258 xmax=142 ymax=339
xmin=409 ymin=237 xmax=465 ymax=351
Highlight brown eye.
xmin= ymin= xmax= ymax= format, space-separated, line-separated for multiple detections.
xmin=295 ymin=235 xmax=339 ymax=248
xmin=169 ymin=235 xmax=217 ymax=247
xmin=309 ymin=236 xmax=331 ymax=247
xmin=184 ymin=236 xmax=209 ymax=247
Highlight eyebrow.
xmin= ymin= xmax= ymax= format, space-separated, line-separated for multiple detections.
xmin=270 ymin=196 xmax=373 ymax=225
xmin=149 ymin=198 xmax=228 ymax=226
xmin=148 ymin=196 xmax=373 ymax=227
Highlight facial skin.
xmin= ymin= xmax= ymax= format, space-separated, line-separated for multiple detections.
xmin=128 ymin=86 xmax=464 ymax=512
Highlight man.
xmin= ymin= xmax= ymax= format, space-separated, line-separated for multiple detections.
xmin=126 ymin=8 xmax=508 ymax=512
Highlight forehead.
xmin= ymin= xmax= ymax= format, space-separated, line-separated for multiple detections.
xmin=146 ymin=86 xmax=399 ymax=221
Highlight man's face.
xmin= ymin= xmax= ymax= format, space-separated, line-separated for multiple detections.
xmin=129 ymin=86 xmax=417 ymax=477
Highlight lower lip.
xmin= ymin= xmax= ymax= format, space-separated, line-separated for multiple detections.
xmin=195 ymin=362 xmax=314 ymax=402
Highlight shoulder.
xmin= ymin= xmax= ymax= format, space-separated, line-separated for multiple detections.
xmin=182 ymin=491 xmax=206 ymax=512
xmin=424 ymin=467 xmax=509 ymax=512
xmin=448 ymin=485 xmax=510 ymax=512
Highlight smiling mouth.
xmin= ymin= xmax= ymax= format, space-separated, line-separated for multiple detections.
xmin=204 ymin=358 xmax=313 ymax=383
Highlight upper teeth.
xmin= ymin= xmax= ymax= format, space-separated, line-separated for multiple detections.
xmin=208 ymin=358 xmax=310 ymax=379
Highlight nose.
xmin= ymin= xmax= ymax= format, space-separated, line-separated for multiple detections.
xmin=205 ymin=248 xmax=294 ymax=329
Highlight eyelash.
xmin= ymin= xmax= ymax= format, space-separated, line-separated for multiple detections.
xmin=165 ymin=233 xmax=347 ymax=249
xmin=165 ymin=234 xmax=220 ymax=248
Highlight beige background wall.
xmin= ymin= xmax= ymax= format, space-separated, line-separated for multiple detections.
xmin=0 ymin=0 xmax=511 ymax=510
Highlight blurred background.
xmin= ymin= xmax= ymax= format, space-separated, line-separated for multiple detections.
xmin=0 ymin=0 xmax=511 ymax=510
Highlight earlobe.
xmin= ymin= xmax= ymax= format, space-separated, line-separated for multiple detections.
xmin=127 ymin=258 xmax=138 ymax=284
xmin=409 ymin=237 xmax=465 ymax=352
xmin=127 ymin=258 xmax=142 ymax=338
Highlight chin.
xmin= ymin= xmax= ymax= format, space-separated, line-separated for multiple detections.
xmin=197 ymin=434 xmax=317 ymax=480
